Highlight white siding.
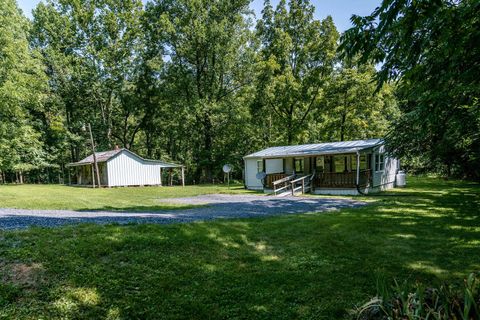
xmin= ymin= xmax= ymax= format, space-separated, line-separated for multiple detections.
xmin=106 ymin=151 xmax=162 ymax=187
xmin=372 ymin=153 xmax=399 ymax=191
xmin=265 ymin=159 xmax=283 ymax=174
xmin=244 ymin=158 xmax=263 ymax=190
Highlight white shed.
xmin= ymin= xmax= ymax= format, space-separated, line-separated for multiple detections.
xmin=66 ymin=148 xmax=184 ymax=187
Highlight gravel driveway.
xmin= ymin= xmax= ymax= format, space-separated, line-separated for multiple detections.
xmin=0 ymin=194 xmax=366 ymax=230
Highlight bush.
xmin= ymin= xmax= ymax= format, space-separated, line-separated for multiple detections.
xmin=351 ymin=273 xmax=480 ymax=320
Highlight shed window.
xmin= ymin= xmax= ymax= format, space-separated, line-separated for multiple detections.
xmin=375 ymin=154 xmax=385 ymax=172
xmin=294 ymin=158 xmax=304 ymax=173
xmin=257 ymin=160 xmax=264 ymax=173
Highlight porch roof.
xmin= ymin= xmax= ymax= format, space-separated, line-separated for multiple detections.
xmin=244 ymin=139 xmax=383 ymax=159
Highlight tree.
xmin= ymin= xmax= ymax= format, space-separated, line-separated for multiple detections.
xmin=144 ymin=0 xmax=256 ymax=181
xmin=0 ymin=0 xmax=48 ymax=182
xmin=11 ymin=0 xmax=404 ymax=184
xmin=311 ymin=62 xmax=399 ymax=142
xmin=31 ymin=0 xmax=146 ymax=159
xmin=341 ymin=0 xmax=480 ymax=179
xmin=254 ymin=0 xmax=338 ymax=145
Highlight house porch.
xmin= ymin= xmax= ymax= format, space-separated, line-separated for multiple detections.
xmin=262 ymin=153 xmax=373 ymax=191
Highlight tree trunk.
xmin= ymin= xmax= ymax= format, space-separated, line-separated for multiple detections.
xmin=340 ymin=112 xmax=346 ymax=142
xmin=287 ymin=116 xmax=294 ymax=145
xmin=203 ymin=113 xmax=213 ymax=182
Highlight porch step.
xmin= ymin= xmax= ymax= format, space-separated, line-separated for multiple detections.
xmin=291 ymin=185 xmax=311 ymax=196
xmin=275 ymin=190 xmax=292 ymax=197
xmin=274 ymin=185 xmax=312 ymax=197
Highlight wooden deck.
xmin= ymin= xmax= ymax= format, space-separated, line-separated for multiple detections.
xmin=265 ymin=170 xmax=371 ymax=190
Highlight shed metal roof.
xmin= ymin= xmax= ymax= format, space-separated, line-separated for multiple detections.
xmin=72 ymin=149 xmax=122 ymax=165
xmin=244 ymin=139 xmax=384 ymax=159
xmin=66 ymin=148 xmax=183 ymax=168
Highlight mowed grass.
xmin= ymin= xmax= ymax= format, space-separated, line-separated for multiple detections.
xmin=0 ymin=177 xmax=479 ymax=319
xmin=0 ymin=183 xmax=256 ymax=211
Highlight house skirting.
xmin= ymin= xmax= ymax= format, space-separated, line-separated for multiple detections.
xmin=311 ymin=187 xmax=373 ymax=196
xmin=312 ymin=182 xmax=397 ymax=195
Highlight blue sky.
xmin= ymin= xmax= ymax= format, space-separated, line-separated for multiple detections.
xmin=17 ymin=0 xmax=379 ymax=32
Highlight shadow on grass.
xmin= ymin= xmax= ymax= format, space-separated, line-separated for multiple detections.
xmin=0 ymin=198 xmax=365 ymax=230
xmin=0 ymin=177 xmax=479 ymax=319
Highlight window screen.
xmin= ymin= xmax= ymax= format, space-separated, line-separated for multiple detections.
xmin=333 ymin=155 xmax=348 ymax=173
xmin=351 ymin=155 xmax=367 ymax=170
xmin=257 ymin=160 xmax=264 ymax=173
xmin=315 ymin=156 xmax=325 ymax=172
xmin=294 ymin=158 xmax=304 ymax=173
xmin=375 ymin=154 xmax=385 ymax=171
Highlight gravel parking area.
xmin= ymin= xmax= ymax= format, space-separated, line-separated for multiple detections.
xmin=0 ymin=194 xmax=366 ymax=230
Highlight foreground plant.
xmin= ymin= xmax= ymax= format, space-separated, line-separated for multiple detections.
xmin=351 ymin=273 xmax=480 ymax=320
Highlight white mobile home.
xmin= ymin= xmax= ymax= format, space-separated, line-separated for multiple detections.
xmin=66 ymin=148 xmax=184 ymax=187
xmin=244 ymin=139 xmax=400 ymax=195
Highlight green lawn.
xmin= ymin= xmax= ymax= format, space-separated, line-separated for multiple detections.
xmin=0 ymin=183 xmax=256 ymax=211
xmin=0 ymin=177 xmax=479 ymax=319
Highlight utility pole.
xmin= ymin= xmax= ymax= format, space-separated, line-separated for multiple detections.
xmin=87 ymin=123 xmax=101 ymax=188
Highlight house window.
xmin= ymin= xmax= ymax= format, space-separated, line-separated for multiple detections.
xmin=294 ymin=158 xmax=304 ymax=173
xmin=351 ymin=154 xmax=367 ymax=171
xmin=333 ymin=155 xmax=348 ymax=173
xmin=375 ymin=154 xmax=385 ymax=172
xmin=257 ymin=160 xmax=264 ymax=173
xmin=367 ymin=154 xmax=373 ymax=170
xmin=315 ymin=156 xmax=325 ymax=172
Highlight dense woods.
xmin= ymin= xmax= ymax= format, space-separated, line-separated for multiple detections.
xmin=0 ymin=0 xmax=478 ymax=183
xmin=341 ymin=0 xmax=480 ymax=179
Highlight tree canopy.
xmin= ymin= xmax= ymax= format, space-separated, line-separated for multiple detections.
xmin=341 ymin=0 xmax=480 ymax=179
xmin=10 ymin=0 xmax=467 ymax=183
xmin=0 ymin=0 xmax=48 ymax=181
xmin=254 ymin=0 xmax=338 ymax=145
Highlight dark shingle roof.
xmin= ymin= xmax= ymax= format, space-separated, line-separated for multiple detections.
xmin=74 ymin=149 xmax=122 ymax=165
xmin=67 ymin=148 xmax=182 ymax=168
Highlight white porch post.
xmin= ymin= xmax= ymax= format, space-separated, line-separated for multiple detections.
xmin=181 ymin=166 xmax=185 ymax=187
xmin=356 ymin=151 xmax=361 ymax=186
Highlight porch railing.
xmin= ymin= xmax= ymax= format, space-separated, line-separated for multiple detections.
xmin=314 ymin=169 xmax=371 ymax=188
xmin=290 ymin=170 xmax=315 ymax=195
xmin=272 ymin=174 xmax=295 ymax=195
xmin=266 ymin=173 xmax=288 ymax=189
